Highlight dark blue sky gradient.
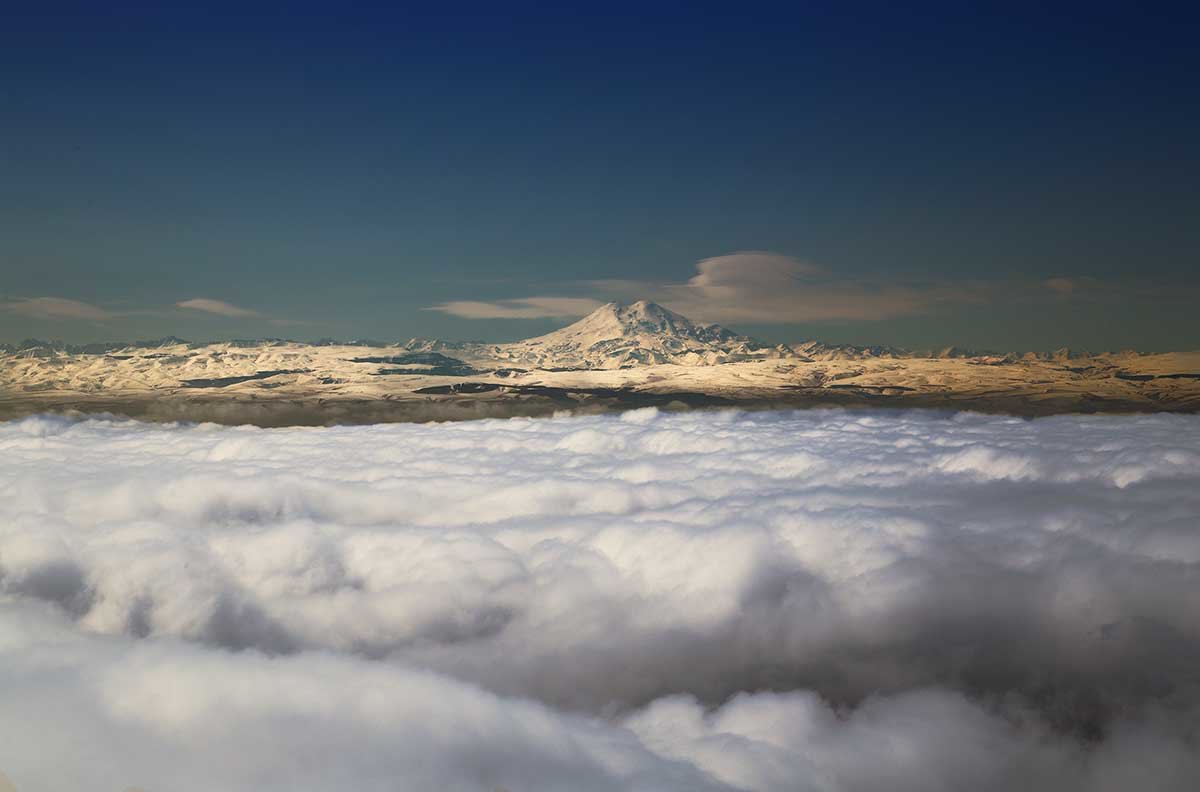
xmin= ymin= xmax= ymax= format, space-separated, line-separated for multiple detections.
xmin=2 ymin=2 xmax=1197 ymax=349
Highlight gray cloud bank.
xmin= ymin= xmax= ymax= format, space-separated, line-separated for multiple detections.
xmin=1 ymin=409 xmax=1199 ymax=790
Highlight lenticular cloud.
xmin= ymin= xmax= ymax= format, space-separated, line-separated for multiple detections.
xmin=1 ymin=408 xmax=1199 ymax=791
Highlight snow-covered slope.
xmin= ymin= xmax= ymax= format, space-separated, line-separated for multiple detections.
xmin=480 ymin=300 xmax=782 ymax=369
xmin=5 ymin=314 xmax=1200 ymax=421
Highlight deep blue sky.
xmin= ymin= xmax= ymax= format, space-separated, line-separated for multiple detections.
xmin=2 ymin=2 xmax=1198 ymax=350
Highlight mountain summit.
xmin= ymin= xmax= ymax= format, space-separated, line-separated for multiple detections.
xmin=535 ymin=300 xmax=736 ymax=344
xmin=490 ymin=300 xmax=773 ymax=369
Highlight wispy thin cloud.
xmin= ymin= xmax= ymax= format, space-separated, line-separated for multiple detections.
xmin=1 ymin=296 xmax=113 ymax=321
xmin=426 ymin=297 xmax=604 ymax=320
xmin=1042 ymin=276 xmax=1114 ymax=298
xmin=432 ymin=252 xmax=988 ymax=324
xmin=176 ymin=298 xmax=260 ymax=318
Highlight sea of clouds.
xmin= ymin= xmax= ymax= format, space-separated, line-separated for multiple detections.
xmin=1 ymin=407 xmax=1198 ymax=791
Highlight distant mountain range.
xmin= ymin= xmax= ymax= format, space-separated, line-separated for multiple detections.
xmin=4 ymin=300 xmax=1198 ymax=423
xmin=1 ymin=300 xmax=1142 ymax=366
xmin=402 ymin=300 xmax=791 ymax=369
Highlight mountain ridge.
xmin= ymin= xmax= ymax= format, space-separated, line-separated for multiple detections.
xmin=473 ymin=300 xmax=786 ymax=369
xmin=0 ymin=301 xmax=1165 ymax=365
xmin=4 ymin=299 xmax=1199 ymax=422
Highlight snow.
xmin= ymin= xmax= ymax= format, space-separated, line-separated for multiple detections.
xmin=2 ymin=302 xmax=1199 ymax=420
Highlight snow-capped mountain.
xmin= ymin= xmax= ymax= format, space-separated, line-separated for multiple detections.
xmin=790 ymin=340 xmax=909 ymax=361
xmin=477 ymin=300 xmax=783 ymax=369
xmin=6 ymin=299 xmax=1197 ymax=421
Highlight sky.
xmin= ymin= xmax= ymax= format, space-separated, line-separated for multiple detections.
xmin=1 ymin=1 xmax=1198 ymax=351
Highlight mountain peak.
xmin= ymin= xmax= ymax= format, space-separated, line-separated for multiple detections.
xmin=619 ymin=298 xmax=665 ymax=314
xmin=493 ymin=300 xmax=768 ymax=369
xmin=578 ymin=300 xmax=696 ymax=337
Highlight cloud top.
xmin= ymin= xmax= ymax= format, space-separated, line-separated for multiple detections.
xmin=1 ymin=409 xmax=1199 ymax=790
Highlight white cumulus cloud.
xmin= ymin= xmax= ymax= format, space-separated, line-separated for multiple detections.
xmin=1 ymin=409 xmax=1199 ymax=790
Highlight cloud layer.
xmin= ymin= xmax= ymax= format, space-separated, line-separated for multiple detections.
xmin=1 ymin=409 xmax=1199 ymax=790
